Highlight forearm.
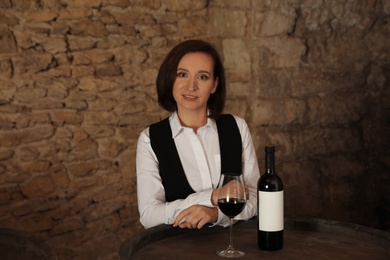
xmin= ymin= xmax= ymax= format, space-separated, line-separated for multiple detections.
xmin=138 ymin=189 xmax=216 ymax=228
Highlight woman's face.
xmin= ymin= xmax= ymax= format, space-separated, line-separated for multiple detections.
xmin=173 ymin=52 xmax=219 ymax=114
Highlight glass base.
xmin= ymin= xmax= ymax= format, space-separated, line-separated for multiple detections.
xmin=216 ymin=249 xmax=245 ymax=258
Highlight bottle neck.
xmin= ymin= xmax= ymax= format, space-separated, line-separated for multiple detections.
xmin=265 ymin=149 xmax=275 ymax=175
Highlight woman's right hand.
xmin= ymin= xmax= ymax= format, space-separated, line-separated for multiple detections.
xmin=173 ymin=205 xmax=218 ymax=229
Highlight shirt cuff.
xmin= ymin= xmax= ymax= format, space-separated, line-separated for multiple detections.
xmin=195 ymin=189 xmax=214 ymax=207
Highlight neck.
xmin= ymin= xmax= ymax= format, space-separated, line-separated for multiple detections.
xmin=177 ymin=110 xmax=208 ymax=133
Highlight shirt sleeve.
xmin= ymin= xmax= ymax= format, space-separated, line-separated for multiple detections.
xmin=136 ymin=128 xmax=218 ymax=229
xmin=232 ymin=115 xmax=261 ymax=222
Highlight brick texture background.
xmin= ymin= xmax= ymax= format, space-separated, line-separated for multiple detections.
xmin=0 ymin=0 xmax=389 ymax=259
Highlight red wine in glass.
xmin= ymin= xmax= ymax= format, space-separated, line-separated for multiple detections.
xmin=217 ymin=198 xmax=246 ymax=218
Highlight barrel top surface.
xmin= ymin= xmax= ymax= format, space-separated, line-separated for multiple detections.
xmin=119 ymin=218 xmax=390 ymax=260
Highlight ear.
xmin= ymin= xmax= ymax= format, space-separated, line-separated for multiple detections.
xmin=211 ymin=77 xmax=219 ymax=94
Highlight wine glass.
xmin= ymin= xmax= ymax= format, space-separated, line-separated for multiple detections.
xmin=216 ymin=173 xmax=247 ymax=258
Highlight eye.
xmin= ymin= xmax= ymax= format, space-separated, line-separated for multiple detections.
xmin=177 ymin=71 xmax=187 ymax=78
xmin=198 ymin=74 xmax=210 ymax=80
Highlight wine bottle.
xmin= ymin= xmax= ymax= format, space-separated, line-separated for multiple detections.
xmin=257 ymin=146 xmax=284 ymax=251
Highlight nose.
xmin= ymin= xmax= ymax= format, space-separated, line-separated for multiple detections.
xmin=187 ymin=76 xmax=198 ymax=91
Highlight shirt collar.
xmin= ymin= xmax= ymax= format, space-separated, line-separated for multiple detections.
xmin=169 ymin=111 xmax=218 ymax=138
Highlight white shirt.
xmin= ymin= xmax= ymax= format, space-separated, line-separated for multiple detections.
xmin=136 ymin=112 xmax=260 ymax=228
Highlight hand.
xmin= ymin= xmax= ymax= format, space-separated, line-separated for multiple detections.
xmin=173 ymin=205 xmax=218 ymax=229
xmin=211 ymin=181 xmax=249 ymax=206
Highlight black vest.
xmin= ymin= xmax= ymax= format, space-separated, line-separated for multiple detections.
xmin=149 ymin=114 xmax=242 ymax=202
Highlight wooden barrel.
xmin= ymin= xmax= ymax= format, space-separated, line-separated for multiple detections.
xmin=0 ymin=229 xmax=56 ymax=260
xmin=119 ymin=218 xmax=390 ymax=259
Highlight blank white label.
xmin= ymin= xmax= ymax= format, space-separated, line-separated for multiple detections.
xmin=258 ymin=190 xmax=284 ymax=231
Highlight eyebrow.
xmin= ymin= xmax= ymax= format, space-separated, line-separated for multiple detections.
xmin=177 ymin=68 xmax=211 ymax=75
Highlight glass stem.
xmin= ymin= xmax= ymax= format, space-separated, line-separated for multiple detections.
xmin=228 ymin=218 xmax=234 ymax=251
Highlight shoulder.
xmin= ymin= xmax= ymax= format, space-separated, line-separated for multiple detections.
xmin=139 ymin=116 xmax=172 ymax=142
xmin=219 ymin=114 xmax=248 ymax=129
xmin=138 ymin=127 xmax=150 ymax=142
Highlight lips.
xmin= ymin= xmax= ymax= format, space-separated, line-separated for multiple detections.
xmin=183 ymin=95 xmax=197 ymax=99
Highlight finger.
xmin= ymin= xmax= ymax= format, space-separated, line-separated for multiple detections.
xmin=196 ymin=219 xmax=207 ymax=229
xmin=173 ymin=208 xmax=189 ymax=227
xmin=178 ymin=221 xmax=190 ymax=229
xmin=179 ymin=220 xmax=196 ymax=229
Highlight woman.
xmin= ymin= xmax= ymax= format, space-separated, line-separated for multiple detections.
xmin=136 ymin=39 xmax=260 ymax=229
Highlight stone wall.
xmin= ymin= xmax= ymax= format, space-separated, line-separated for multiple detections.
xmin=0 ymin=0 xmax=389 ymax=259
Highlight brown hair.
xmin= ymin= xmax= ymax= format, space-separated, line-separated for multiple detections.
xmin=156 ymin=39 xmax=226 ymax=119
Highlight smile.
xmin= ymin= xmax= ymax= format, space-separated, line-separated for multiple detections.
xmin=183 ymin=95 xmax=197 ymax=99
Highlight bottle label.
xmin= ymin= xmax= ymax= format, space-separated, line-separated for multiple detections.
xmin=258 ymin=190 xmax=284 ymax=231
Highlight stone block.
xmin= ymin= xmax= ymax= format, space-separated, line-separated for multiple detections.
xmin=81 ymin=198 xmax=126 ymax=222
xmin=67 ymin=161 xmax=98 ymax=178
xmin=12 ymin=52 xmax=54 ymax=75
xmin=32 ymin=35 xmax=67 ymax=54
xmin=112 ymin=10 xmax=154 ymax=27
xmin=250 ymin=127 xmax=291 ymax=160
xmin=163 ymin=0 xmax=208 ymax=11
xmin=210 ymin=0 xmax=251 ymax=8
xmin=70 ymin=65 xmax=96 ymax=78
xmin=307 ymin=91 xmax=366 ymax=125
xmin=83 ymin=111 xmax=119 ymax=126
xmin=95 ymin=64 xmax=123 ymax=77
xmin=291 ymin=69 xmax=366 ymax=96
xmin=19 ymin=213 xmax=54 ymax=232
xmin=72 ymin=49 xmax=114 ymax=65
xmin=17 ymin=146 xmax=39 ymax=161
xmin=177 ymin=15 xmax=208 ymax=37
xmin=14 ymin=87 xmax=46 ymax=102
xmin=83 ymin=126 xmax=115 ymax=139
xmin=22 ymin=160 xmax=51 ymax=173
xmin=227 ymin=82 xmax=251 ymax=97
xmin=68 ymin=140 xmax=98 ymax=162
xmin=0 ymin=114 xmax=14 ymax=130
xmin=224 ymin=99 xmax=247 ymax=119
xmin=100 ymin=214 xmax=121 ymax=232
xmin=111 ymin=46 xmax=148 ymax=64
xmin=0 ymin=58 xmax=13 ymax=79
xmin=51 ymin=110 xmax=83 ymax=126
xmin=257 ymin=36 xmax=306 ymax=68
xmin=0 ymin=169 xmax=30 ymax=184
xmin=0 ymin=126 xmax=54 ymax=147
xmin=0 ymin=0 xmax=12 ymax=8
xmin=0 ymin=27 xmax=17 ymax=54
xmin=250 ymin=97 xmax=306 ymax=125
xmin=67 ymin=36 xmax=99 ymax=52
xmin=0 ymin=185 xmax=15 ymax=205
xmin=29 ymin=99 xmax=65 ymax=110
xmin=209 ymin=8 xmax=247 ymax=37
xmin=222 ymin=38 xmax=250 ymax=81
xmin=97 ymin=138 xmax=129 ymax=158
xmin=51 ymin=216 xmax=84 ymax=235
xmin=253 ymin=10 xmax=295 ymax=36
xmin=319 ymin=155 xmax=365 ymax=178
xmin=25 ymin=11 xmax=58 ymax=23
xmin=0 ymin=149 xmax=14 ymax=161
xmin=78 ymin=77 xmax=119 ymax=92
xmin=20 ymin=175 xmax=56 ymax=198
xmin=11 ymin=201 xmax=32 ymax=217
xmin=50 ymin=166 xmax=71 ymax=189
xmin=60 ymin=0 xmax=102 ymax=8
xmin=253 ymin=68 xmax=291 ymax=98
